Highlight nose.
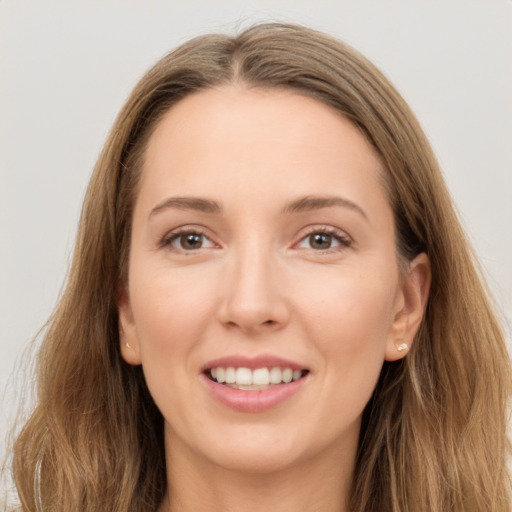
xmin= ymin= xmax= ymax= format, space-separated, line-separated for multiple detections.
xmin=216 ymin=242 xmax=290 ymax=335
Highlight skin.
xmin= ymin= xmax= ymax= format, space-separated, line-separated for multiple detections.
xmin=118 ymin=86 xmax=430 ymax=512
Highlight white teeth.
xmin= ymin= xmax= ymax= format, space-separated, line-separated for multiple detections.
xmin=253 ymin=368 xmax=270 ymax=385
xmin=282 ymin=368 xmax=293 ymax=383
xmin=216 ymin=367 xmax=225 ymax=383
xmin=269 ymin=367 xmax=282 ymax=384
xmin=209 ymin=366 xmax=306 ymax=387
xmin=236 ymin=367 xmax=252 ymax=385
xmin=225 ymin=367 xmax=236 ymax=384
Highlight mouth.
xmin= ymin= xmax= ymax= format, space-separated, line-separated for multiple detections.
xmin=200 ymin=356 xmax=311 ymax=412
xmin=205 ymin=366 xmax=310 ymax=390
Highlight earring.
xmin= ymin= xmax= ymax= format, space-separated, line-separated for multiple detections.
xmin=125 ymin=342 xmax=132 ymax=349
xmin=396 ymin=341 xmax=409 ymax=352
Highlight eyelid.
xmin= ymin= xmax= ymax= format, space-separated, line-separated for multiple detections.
xmin=293 ymin=225 xmax=352 ymax=252
xmin=160 ymin=225 xmax=218 ymax=252
xmin=158 ymin=224 xmax=351 ymax=254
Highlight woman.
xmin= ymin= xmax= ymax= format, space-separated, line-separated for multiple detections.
xmin=8 ymin=23 xmax=510 ymax=511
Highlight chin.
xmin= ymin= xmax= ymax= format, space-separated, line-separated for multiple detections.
xmin=181 ymin=423 xmax=313 ymax=475
xmin=208 ymin=444 xmax=306 ymax=475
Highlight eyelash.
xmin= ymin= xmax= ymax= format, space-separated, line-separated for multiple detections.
xmin=296 ymin=226 xmax=352 ymax=253
xmin=160 ymin=226 xmax=352 ymax=253
xmin=160 ymin=227 xmax=214 ymax=252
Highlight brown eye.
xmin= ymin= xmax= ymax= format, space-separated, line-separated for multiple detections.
xmin=309 ymin=233 xmax=332 ymax=249
xmin=296 ymin=228 xmax=351 ymax=252
xmin=166 ymin=230 xmax=215 ymax=251
xmin=179 ymin=233 xmax=204 ymax=250
xmin=309 ymin=233 xmax=333 ymax=250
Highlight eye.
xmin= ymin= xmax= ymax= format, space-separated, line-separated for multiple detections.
xmin=296 ymin=228 xmax=351 ymax=252
xmin=163 ymin=230 xmax=216 ymax=251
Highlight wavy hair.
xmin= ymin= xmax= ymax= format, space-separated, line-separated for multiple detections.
xmin=8 ymin=23 xmax=510 ymax=511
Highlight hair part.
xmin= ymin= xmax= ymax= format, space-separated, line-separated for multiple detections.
xmin=8 ymin=23 xmax=510 ymax=511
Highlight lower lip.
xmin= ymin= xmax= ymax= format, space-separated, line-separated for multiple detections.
xmin=201 ymin=374 xmax=307 ymax=413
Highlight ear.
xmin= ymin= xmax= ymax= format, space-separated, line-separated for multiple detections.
xmin=118 ymin=284 xmax=142 ymax=366
xmin=385 ymin=253 xmax=431 ymax=361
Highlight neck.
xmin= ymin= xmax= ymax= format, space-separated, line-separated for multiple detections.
xmin=158 ymin=429 xmax=356 ymax=512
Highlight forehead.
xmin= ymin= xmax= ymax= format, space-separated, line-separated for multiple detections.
xmin=138 ymin=85 xmax=389 ymax=219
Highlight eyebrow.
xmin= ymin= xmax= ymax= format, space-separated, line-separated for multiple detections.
xmin=149 ymin=194 xmax=367 ymax=220
xmin=150 ymin=196 xmax=222 ymax=217
xmin=283 ymin=195 xmax=368 ymax=220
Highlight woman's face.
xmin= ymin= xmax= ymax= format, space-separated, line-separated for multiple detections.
xmin=119 ymin=86 xmax=428 ymax=474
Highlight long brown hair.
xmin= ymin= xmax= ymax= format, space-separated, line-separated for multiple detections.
xmin=7 ymin=23 xmax=510 ymax=511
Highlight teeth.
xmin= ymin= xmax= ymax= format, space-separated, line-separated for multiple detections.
xmin=269 ymin=367 xmax=282 ymax=384
xmin=282 ymin=368 xmax=293 ymax=383
xmin=225 ymin=367 xmax=236 ymax=384
xmin=236 ymin=367 xmax=252 ymax=385
xmin=209 ymin=366 xmax=306 ymax=387
xmin=253 ymin=368 xmax=270 ymax=385
xmin=216 ymin=367 xmax=225 ymax=383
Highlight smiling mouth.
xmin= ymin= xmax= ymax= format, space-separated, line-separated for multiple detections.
xmin=205 ymin=366 xmax=310 ymax=390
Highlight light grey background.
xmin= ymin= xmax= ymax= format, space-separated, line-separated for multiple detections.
xmin=1 ymin=0 xmax=511 ymax=477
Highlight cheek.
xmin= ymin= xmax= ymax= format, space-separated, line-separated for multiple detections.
xmin=301 ymin=266 xmax=395 ymax=335
xmin=129 ymin=264 xmax=218 ymax=361
xmin=297 ymin=267 xmax=397 ymax=383
xmin=127 ymin=268 xmax=218 ymax=422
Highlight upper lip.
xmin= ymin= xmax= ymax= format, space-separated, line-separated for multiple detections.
xmin=201 ymin=354 xmax=308 ymax=372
